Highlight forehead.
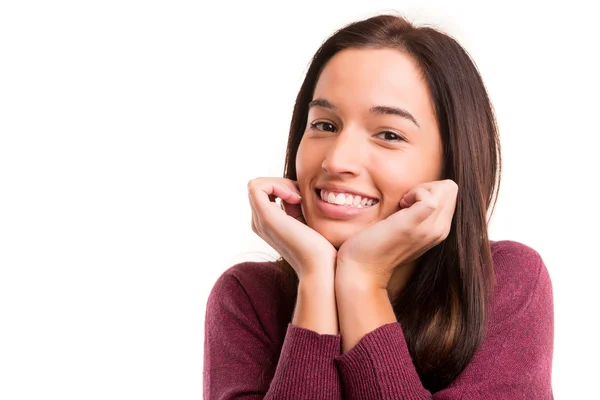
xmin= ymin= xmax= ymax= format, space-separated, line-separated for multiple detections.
xmin=313 ymin=48 xmax=433 ymax=117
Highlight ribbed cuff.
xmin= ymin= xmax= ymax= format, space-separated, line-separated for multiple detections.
xmin=268 ymin=323 xmax=342 ymax=399
xmin=335 ymin=323 xmax=427 ymax=399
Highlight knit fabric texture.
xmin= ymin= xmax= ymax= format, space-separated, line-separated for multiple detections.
xmin=203 ymin=240 xmax=554 ymax=399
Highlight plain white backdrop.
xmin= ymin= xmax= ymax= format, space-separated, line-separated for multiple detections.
xmin=1 ymin=0 xmax=598 ymax=398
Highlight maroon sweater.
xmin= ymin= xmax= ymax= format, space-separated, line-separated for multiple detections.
xmin=203 ymin=240 xmax=554 ymax=399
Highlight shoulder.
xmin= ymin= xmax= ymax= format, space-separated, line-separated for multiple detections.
xmin=206 ymin=261 xmax=296 ymax=336
xmin=490 ymin=240 xmax=551 ymax=288
xmin=209 ymin=260 xmax=294 ymax=304
xmin=488 ymin=240 xmax=553 ymax=328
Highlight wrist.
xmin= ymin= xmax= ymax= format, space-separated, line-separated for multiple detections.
xmin=293 ymin=276 xmax=338 ymax=335
xmin=334 ymin=272 xmax=397 ymax=353
xmin=298 ymin=273 xmax=335 ymax=293
xmin=291 ymin=256 xmax=336 ymax=281
xmin=335 ymin=261 xmax=391 ymax=292
xmin=336 ymin=276 xmax=388 ymax=303
xmin=297 ymin=265 xmax=335 ymax=285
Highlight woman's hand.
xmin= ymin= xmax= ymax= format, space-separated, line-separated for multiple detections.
xmin=336 ymin=179 xmax=458 ymax=290
xmin=248 ymin=177 xmax=337 ymax=280
xmin=249 ymin=177 xmax=340 ymax=335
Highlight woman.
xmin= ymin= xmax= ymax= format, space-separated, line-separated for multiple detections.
xmin=203 ymin=14 xmax=553 ymax=399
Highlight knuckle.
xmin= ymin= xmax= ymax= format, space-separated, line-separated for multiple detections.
xmin=424 ymin=199 xmax=437 ymax=210
xmin=247 ymin=177 xmax=265 ymax=191
xmin=438 ymin=224 xmax=451 ymax=241
xmin=437 ymin=228 xmax=446 ymax=241
xmin=416 ymin=226 xmax=428 ymax=239
xmin=446 ymin=179 xmax=458 ymax=192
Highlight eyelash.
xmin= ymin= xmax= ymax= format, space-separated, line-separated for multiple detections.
xmin=309 ymin=121 xmax=406 ymax=142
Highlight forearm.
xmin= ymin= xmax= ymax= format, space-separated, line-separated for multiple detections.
xmin=292 ymin=272 xmax=339 ymax=335
xmin=335 ymin=266 xmax=396 ymax=353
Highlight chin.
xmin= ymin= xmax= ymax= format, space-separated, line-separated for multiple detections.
xmin=312 ymin=223 xmax=356 ymax=249
xmin=325 ymin=234 xmax=346 ymax=250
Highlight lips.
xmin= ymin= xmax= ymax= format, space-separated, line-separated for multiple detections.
xmin=312 ymin=190 xmax=378 ymax=220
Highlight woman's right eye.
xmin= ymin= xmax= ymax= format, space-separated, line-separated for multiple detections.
xmin=310 ymin=121 xmax=337 ymax=132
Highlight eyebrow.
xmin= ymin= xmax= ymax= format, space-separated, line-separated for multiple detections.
xmin=308 ymin=98 xmax=420 ymax=128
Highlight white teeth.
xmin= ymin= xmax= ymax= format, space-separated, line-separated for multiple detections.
xmin=334 ymin=193 xmax=346 ymax=205
xmin=319 ymin=189 xmax=377 ymax=208
xmin=327 ymin=192 xmax=336 ymax=203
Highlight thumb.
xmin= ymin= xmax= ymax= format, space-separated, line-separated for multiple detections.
xmin=282 ymin=200 xmax=305 ymax=221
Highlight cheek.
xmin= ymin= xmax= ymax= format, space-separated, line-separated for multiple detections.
xmin=296 ymin=138 xmax=321 ymax=180
xmin=371 ymin=155 xmax=427 ymax=213
xmin=295 ymin=141 xmax=316 ymax=201
xmin=295 ymin=140 xmax=307 ymax=176
xmin=421 ymin=139 xmax=445 ymax=180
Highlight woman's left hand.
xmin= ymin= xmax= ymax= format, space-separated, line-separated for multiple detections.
xmin=336 ymin=179 xmax=458 ymax=290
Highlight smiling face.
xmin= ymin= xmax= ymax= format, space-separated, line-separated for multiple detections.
xmin=295 ymin=48 xmax=444 ymax=248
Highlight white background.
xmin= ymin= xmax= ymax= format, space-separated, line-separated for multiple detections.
xmin=1 ymin=1 xmax=598 ymax=399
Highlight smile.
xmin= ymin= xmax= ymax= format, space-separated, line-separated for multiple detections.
xmin=317 ymin=189 xmax=379 ymax=208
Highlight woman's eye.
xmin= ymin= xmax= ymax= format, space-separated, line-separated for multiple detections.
xmin=376 ymin=131 xmax=405 ymax=142
xmin=310 ymin=121 xmax=337 ymax=132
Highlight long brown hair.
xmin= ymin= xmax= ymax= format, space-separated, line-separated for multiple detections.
xmin=277 ymin=14 xmax=501 ymax=392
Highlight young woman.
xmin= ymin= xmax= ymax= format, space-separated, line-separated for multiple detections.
xmin=203 ymin=14 xmax=554 ymax=399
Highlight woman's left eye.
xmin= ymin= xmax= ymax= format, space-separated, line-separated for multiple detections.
xmin=376 ymin=131 xmax=405 ymax=142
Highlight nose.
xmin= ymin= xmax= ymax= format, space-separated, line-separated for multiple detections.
xmin=321 ymin=127 xmax=363 ymax=176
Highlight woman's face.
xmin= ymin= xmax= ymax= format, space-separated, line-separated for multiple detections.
xmin=296 ymin=48 xmax=444 ymax=248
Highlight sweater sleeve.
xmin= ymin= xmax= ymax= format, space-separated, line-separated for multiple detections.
xmin=203 ymin=267 xmax=343 ymax=400
xmin=334 ymin=243 xmax=554 ymax=399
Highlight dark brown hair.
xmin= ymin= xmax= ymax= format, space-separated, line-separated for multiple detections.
xmin=277 ymin=14 xmax=501 ymax=392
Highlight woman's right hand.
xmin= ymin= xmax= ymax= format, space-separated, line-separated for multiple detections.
xmin=247 ymin=177 xmax=337 ymax=280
